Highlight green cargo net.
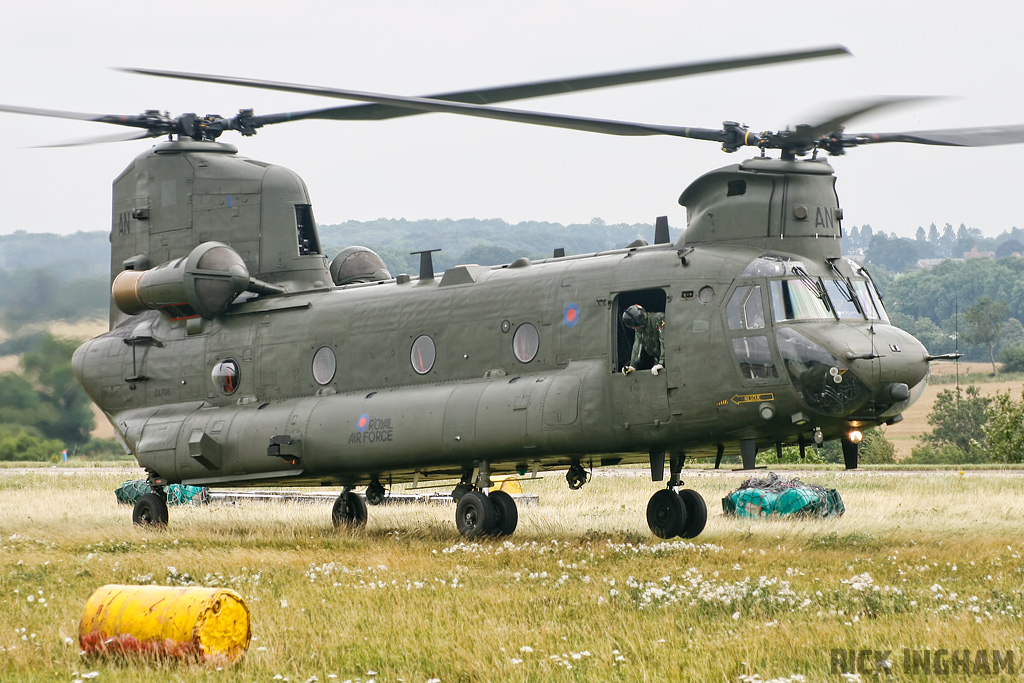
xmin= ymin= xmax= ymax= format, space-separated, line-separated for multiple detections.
xmin=114 ymin=480 xmax=210 ymax=506
xmin=723 ymin=472 xmax=844 ymax=519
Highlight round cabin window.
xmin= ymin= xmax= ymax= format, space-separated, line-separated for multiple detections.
xmin=212 ymin=359 xmax=240 ymax=395
xmin=410 ymin=335 xmax=436 ymax=374
xmin=312 ymin=346 xmax=337 ymax=385
xmin=512 ymin=323 xmax=540 ymax=363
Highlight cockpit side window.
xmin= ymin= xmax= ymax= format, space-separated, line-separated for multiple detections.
xmin=732 ymin=335 xmax=776 ymax=379
xmin=727 ymin=285 xmax=765 ymax=330
xmin=727 ymin=284 xmax=776 ymax=381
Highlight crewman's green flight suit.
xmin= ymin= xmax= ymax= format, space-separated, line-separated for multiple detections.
xmin=629 ymin=311 xmax=665 ymax=368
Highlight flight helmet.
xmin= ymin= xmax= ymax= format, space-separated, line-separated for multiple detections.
xmin=621 ymin=304 xmax=648 ymax=330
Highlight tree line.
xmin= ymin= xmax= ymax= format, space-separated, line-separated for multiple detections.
xmin=880 ymin=258 xmax=1024 ymax=368
xmin=843 ymin=223 xmax=1024 ymax=272
xmin=0 ymin=334 xmax=99 ymax=460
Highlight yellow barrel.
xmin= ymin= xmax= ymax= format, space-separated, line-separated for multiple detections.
xmin=79 ymin=585 xmax=251 ymax=662
xmin=490 ymin=475 xmax=523 ymax=494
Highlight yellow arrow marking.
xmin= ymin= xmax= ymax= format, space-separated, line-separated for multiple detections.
xmin=730 ymin=393 xmax=775 ymax=405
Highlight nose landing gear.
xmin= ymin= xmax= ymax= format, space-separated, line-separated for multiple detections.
xmin=365 ymin=479 xmax=386 ymax=505
xmin=453 ymin=460 xmax=519 ymax=539
xmin=645 ymin=452 xmax=708 ymax=539
xmin=332 ymin=487 xmax=368 ymax=528
xmin=566 ymin=461 xmax=590 ymax=490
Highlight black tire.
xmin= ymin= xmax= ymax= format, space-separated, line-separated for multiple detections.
xmin=646 ymin=489 xmax=686 ymax=539
xmin=332 ymin=490 xmax=368 ymax=529
xmin=677 ymin=489 xmax=708 ymax=539
xmin=488 ymin=490 xmax=519 ymax=537
xmin=365 ymin=481 xmax=386 ymax=506
xmin=455 ymin=491 xmax=496 ymax=539
xmin=132 ymin=492 xmax=169 ymax=528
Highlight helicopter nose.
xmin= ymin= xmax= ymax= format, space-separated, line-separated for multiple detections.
xmin=844 ymin=324 xmax=930 ymax=406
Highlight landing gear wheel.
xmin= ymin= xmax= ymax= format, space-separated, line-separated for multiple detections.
xmin=566 ymin=464 xmax=590 ymax=490
xmin=332 ymin=490 xmax=367 ymax=529
xmin=365 ymin=480 xmax=386 ymax=506
xmin=646 ymin=489 xmax=686 ymax=539
xmin=455 ymin=491 xmax=496 ymax=540
xmin=133 ymin=492 xmax=169 ymax=528
xmin=677 ymin=489 xmax=708 ymax=539
xmin=488 ymin=490 xmax=519 ymax=537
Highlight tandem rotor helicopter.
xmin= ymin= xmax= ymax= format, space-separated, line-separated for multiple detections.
xmin=4 ymin=46 xmax=1021 ymax=540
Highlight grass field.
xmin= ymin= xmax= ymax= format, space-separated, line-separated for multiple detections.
xmin=1 ymin=467 xmax=1022 ymax=682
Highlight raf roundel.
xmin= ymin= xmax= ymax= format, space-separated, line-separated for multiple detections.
xmin=356 ymin=414 xmax=370 ymax=432
xmin=563 ymin=303 xmax=580 ymax=327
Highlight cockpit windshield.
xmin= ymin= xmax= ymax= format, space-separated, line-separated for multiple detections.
xmin=854 ymin=277 xmax=889 ymax=322
xmin=770 ymin=276 xmax=889 ymax=322
xmin=770 ymin=278 xmax=832 ymax=321
xmin=822 ymin=279 xmax=862 ymax=319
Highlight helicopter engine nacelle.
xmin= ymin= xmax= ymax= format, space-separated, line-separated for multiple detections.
xmin=112 ymin=242 xmax=251 ymax=320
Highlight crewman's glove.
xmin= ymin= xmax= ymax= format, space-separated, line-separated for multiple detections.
xmin=651 ymin=364 xmax=664 ymax=376
xmin=621 ymin=365 xmax=635 ymax=375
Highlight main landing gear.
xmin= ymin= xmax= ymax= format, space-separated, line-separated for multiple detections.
xmin=645 ymin=451 xmax=707 ymax=539
xmin=453 ymin=461 xmax=519 ymax=539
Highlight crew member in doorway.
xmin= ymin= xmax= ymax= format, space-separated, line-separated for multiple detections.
xmin=621 ymin=304 xmax=665 ymax=375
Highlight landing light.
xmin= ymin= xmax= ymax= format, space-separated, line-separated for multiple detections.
xmin=847 ymin=430 xmax=864 ymax=444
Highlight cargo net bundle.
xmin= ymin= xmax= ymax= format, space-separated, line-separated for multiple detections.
xmin=723 ymin=472 xmax=844 ymax=519
xmin=114 ymin=480 xmax=211 ymax=506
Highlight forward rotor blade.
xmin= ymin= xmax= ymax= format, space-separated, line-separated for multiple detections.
xmin=851 ymin=124 xmax=1024 ymax=147
xmin=33 ymin=130 xmax=158 ymax=148
xmin=263 ymin=46 xmax=850 ymax=123
xmin=0 ymin=103 xmax=168 ymax=132
xmin=124 ymin=46 xmax=849 ymax=125
xmin=120 ymin=68 xmax=727 ymax=138
xmin=0 ymin=103 xmax=110 ymax=122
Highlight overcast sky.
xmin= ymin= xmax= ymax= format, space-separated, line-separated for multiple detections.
xmin=1 ymin=1 xmax=1021 ymax=240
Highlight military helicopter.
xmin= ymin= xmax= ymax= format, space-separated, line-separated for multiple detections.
xmin=4 ymin=46 xmax=1020 ymax=540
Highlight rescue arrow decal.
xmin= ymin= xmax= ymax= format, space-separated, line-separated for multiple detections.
xmin=729 ymin=393 xmax=775 ymax=405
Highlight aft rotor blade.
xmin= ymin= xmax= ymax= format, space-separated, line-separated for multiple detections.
xmin=219 ymin=46 xmax=851 ymax=124
xmin=851 ymin=124 xmax=1024 ymax=147
xmin=796 ymin=96 xmax=936 ymax=143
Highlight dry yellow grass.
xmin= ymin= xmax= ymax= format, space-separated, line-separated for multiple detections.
xmin=1 ymin=468 xmax=1022 ymax=682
